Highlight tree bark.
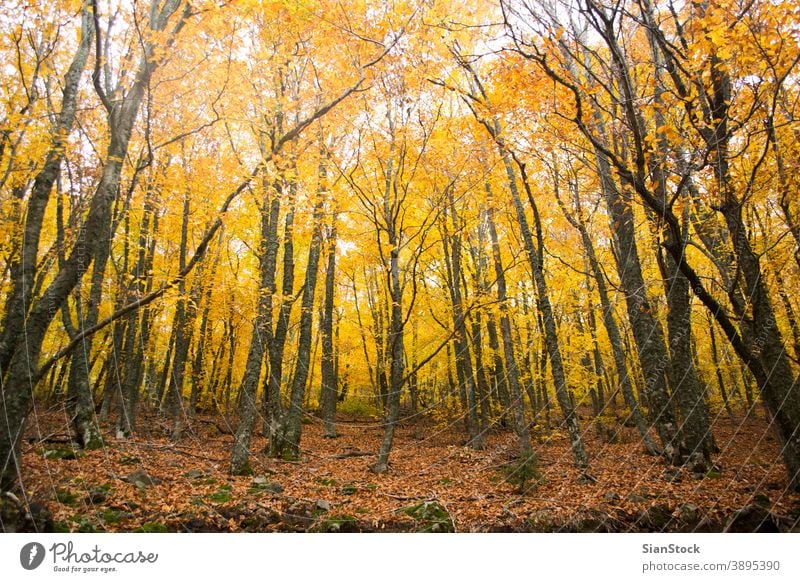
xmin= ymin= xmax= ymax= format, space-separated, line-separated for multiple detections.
xmin=485 ymin=183 xmax=532 ymax=456
xmin=554 ymin=174 xmax=658 ymax=455
xmin=231 ymin=173 xmax=284 ymax=474
xmin=270 ymin=158 xmax=327 ymax=460
xmin=498 ymin=141 xmax=588 ymax=468
xmin=320 ymin=214 xmax=339 ymax=438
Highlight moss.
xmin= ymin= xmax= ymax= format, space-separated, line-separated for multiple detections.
xmin=99 ymin=509 xmax=124 ymax=524
xmin=206 ymin=484 xmax=233 ymax=503
xmin=340 ymin=483 xmax=358 ymax=495
xmin=67 ymin=514 xmax=98 ymax=532
xmin=136 ymin=522 xmax=169 ymax=533
xmin=56 ymin=488 xmax=80 ymax=506
xmin=43 ymin=446 xmax=80 ymax=460
xmin=400 ymin=501 xmax=454 ymax=532
xmin=315 ymin=514 xmax=357 ymax=532
xmin=230 ymin=461 xmax=254 ymax=477
xmin=83 ymin=434 xmax=105 ymax=450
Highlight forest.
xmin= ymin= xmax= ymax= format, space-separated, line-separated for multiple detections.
xmin=1 ymin=0 xmax=799 ymax=533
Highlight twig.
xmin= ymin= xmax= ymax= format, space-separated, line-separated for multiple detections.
xmin=131 ymin=442 xmax=224 ymax=463
xmin=381 ymin=492 xmax=419 ymax=501
xmin=333 ymin=451 xmax=375 ymax=459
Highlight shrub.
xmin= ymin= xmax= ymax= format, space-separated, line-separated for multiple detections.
xmin=500 ymin=450 xmax=543 ymax=493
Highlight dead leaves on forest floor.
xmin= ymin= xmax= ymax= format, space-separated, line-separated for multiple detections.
xmin=19 ymin=411 xmax=800 ymax=532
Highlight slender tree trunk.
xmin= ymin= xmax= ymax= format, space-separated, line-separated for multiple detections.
xmin=442 ymin=188 xmax=483 ymax=448
xmin=774 ymin=270 xmax=800 ymax=362
xmin=555 ymin=173 xmax=658 ymax=454
xmin=189 ymin=231 xmax=223 ymax=416
xmin=0 ymin=7 xmax=93 ymax=377
xmin=371 ymin=243 xmax=405 ymax=473
xmin=265 ymin=180 xmax=297 ymax=453
xmin=167 ymin=194 xmax=203 ymax=442
xmin=722 ymin=204 xmax=800 ymax=488
xmin=596 ymin=147 xmax=678 ymax=461
xmin=495 ymin=136 xmax=587 ymax=467
xmin=271 ymin=160 xmax=327 ymax=460
xmin=486 ymin=184 xmax=531 ymax=456
xmin=66 ymin=237 xmax=109 ymax=449
xmin=660 ymin=241 xmax=714 ymax=468
xmin=320 ymin=214 xmax=339 ymax=438
xmin=115 ymin=196 xmax=159 ymax=434
xmin=231 ymin=173 xmax=284 ymax=474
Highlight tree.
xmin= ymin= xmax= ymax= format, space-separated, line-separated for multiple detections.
xmin=1 ymin=0 xmax=190 ymax=491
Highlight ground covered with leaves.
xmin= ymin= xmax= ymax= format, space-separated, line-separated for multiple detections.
xmin=14 ymin=410 xmax=800 ymax=532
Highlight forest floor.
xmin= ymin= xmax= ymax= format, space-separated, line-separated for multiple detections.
xmin=17 ymin=409 xmax=800 ymax=532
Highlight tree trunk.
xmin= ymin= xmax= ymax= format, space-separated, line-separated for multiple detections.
xmin=486 ymin=184 xmax=532 ymax=456
xmin=270 ymin=160 xmax=327 ymax=460
xmin=496 ymin=137 xmax=588 ymax=468
xmin=231 ymin=173 xmax=284 ymax=474
xmin=320 ymin=215 xmax=339 ymax=438
xmin=167 ymin=194 xmax=202 ymax=442
xmin=265 ymin=180 xmax=297 ymax=453
xmin=555 ymin=172 xmax=658 ymax=454
xmin=189 ymin=231 xmax=223 ymax=415
xmin=371 ymin=244 xmax=405 ymax=473
xmin=596 ymin=147 xmax=678 ymax=462
xmin=66 ymin=233 xmax=109 ymax=450
xmin=442 ymin=187 xmax=483 ymax=449
xmin=0 ymin=6 xmax=93 ymax=378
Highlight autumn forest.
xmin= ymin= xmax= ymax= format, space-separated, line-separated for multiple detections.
xmin=1 ymin=0 xmax=800 ymax=533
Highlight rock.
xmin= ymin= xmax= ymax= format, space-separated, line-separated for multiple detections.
xmin=282 ymin=500 xmax=319 ymax=529
xmin=685 ymin=453 xmax=709 ymax=475
xmin=0 ymin=494 xmax=54 ymax=533
xmin=571 ymin=509 xmax=611 ymax=533
xmin=525 ymin=510 xmax=554 ymax=531
xmin=251 ymin=476 xmax=284 ymax=493
xmin=43 ymin=447 xmax=79 ymax=460
xmin=678 ymin=503 xmax=700 ymax=524
xmin=123 ymin=469 xmax=160 ymax=487
xmin=640 ymin=503 xmax=673 ymax=530
xmin=752 ymin=494 xmax=771 ymax=508
xmin=315 ymin=500 xmax=331 ymax=512
xmin=85 ymin=486 xmax=109 ymax=504
xmin=725 ymin=505 xmax=780 ymax=533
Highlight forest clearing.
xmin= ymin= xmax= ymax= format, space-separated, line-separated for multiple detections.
xmin=2 ymin=0 xmax=800 ymax=534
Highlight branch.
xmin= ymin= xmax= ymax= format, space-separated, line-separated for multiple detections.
xmin=90 ymin=0 xmax=113 ymax=115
